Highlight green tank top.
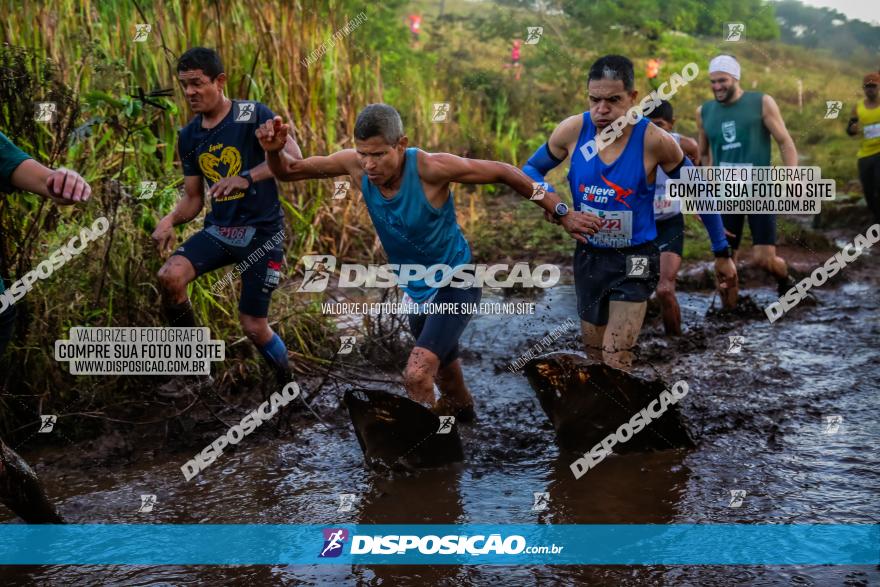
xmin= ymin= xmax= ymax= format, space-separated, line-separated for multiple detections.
xmin=701 ymin=92 xmax=771 ymax=166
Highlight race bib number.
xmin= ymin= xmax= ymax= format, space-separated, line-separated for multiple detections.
xmin=864 ymin=122 xmax=880 ymax=140
xmin=653 ymin=192 xmax=672 ymax=215
xmin=206 ymin=225 xmax=256 ymax=247
xmin=580 ymin=204 xmax=633 ymax=248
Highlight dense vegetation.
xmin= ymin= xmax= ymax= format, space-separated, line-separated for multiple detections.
xmin=0 ymin=0 xmax=875 ymax=437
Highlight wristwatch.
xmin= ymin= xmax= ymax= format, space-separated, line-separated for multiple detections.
xmin=239 ymin=170 xmax=254 ymax=189
xmin=714 ymin=246 xmax=733 ymax=258
xmin=553 ymin=202 xmax=569 ymax=220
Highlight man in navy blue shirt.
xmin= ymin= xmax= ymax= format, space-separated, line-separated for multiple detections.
xmin=152 ymin=47 xmax=301 ymax=384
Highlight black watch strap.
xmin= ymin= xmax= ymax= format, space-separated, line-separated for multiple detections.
xmin=714 ymin=246 xmax=733 ymax=258
xmin=240 ymin=170 xmax=254 ymax=188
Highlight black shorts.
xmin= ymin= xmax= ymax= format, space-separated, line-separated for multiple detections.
xmin=574 ymin=241 xmax=660 ymax=326
xmin=407 ymin=286 xmax=482 ymax=367
xmin=722 ymin=214 xmax=776 ymax=249
xmin=173 ymin=226 xmax=284 ymax=318
xmin=655 ymin=214 xmax=685 ymax=257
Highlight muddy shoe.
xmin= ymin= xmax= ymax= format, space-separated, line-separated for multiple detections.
xmin=777 ymin=276 xmax=796 ymax=297
xmin=798 ymin=290 xmax=819 ymax=306
xmin=432 ymin=397 xmax=477 ymax=424
xmin=156 ymin=375 xmax=214 ymax=399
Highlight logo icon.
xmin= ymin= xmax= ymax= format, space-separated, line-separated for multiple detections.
xmin=728 ymin=489 xmax=746 ymax=508
xmin=319 ymin=528 xmax=349 ymax=558
xmin=265 ymin=259 xmax=282 ymax=288
xmin=823 ymin=414 xmax=842 ymax=434
xmin=235 ymin=101 xmax=256 ymax=123
xmin=725 ymin=23 xmax=745 ymax=42
xmin=297 ymin=255 xmax=336 ymax=292
xmin=525 ymin=27 xmax=543 ymax=44
xmin=727 ymin=335 xmax=744 ymax=354
xmin=436 ymin=416 xmax=456 ymax=434
xmin=338 ymin=336 xmax=356 ymax=355
xmin=600 ymin=175 xmax=633 ymax=208
xmin=824 ymin=101 xmax=843 ymax=119
xmin=722 ymin=120 xmax=737 ymax=143
xmin=133 ymin=23 xmax=152 ymax=42
xmin=530 ymin=182 xmax=546 ymax=201
xmin=38 ymin=415 xmax=57 ymax=433
xmin=532 ymin=491 xmax=550 ymax=511
xmin=626 ymin=256 xmax=649 ymax=278
xmin=34 ymin=102 xmax=57 ymax=123
xmin=138 ymin=181 xmax=157 ymax=200
xmin=432 ymin=102 xmax=450 ymax=123
xmin=333 ymin=181 xmax=350 ymax=200
xmin=138 ymin=494 xmax=157 ymax=513
xmin=338 ymin=493 xmax=355 ymax=512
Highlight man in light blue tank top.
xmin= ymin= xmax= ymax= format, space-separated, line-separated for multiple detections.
xmin=523 ymin=55 xmax=737 ymax=370
xmin=258 ymin=104 xmax=600 ymax=421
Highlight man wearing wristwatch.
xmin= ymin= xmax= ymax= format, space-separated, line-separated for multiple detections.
xmin=152 ymin=47 xmax=301 ymax=385
xmin=524 ymin=55 xmax=737 ymax=370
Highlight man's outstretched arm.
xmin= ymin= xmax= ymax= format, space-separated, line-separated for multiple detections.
xmin=257 ymin=117 xmax=357 ymax=181
xmin=10 ymin=159 xmax=91 ymax=204
xmin=418 ymin=151 xmax=601 ymax=244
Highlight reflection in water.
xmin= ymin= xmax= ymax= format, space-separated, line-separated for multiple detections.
xmin=353 ymin=467 xmax=465 ymax=585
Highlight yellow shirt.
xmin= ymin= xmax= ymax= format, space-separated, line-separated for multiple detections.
xmin=856 ymin=100 xmax=880 ymax=159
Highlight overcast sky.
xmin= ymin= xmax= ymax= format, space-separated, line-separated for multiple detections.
xmin=785 ymin=0 xmax=880 ymax=25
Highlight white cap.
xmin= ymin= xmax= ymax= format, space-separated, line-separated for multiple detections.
xmin=709 ymin=55 xmax=741 ymax=80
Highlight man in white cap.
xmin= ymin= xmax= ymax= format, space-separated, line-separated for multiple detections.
xmin=696 ymin=54 xmax=800 ymax=307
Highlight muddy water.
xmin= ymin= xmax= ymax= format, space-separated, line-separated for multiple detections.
xmin=2 ymin=267 xmax=879 ymax=585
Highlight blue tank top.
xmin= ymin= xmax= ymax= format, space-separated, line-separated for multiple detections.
xmin=361 ymin=147 xmax=471 ymax=302
xmin=567 ymin=114 xmax=656 ymax=247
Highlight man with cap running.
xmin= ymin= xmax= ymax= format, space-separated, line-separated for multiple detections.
xmin=697 ymin=54 xmax=800 ymax=307
xmin=847 ymin=72 xmax=880 ymax=224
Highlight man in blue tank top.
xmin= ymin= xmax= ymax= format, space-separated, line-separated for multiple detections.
xmin=523 ymin=55 xmax=737 ymax=370
xmin=258 ymin=104 xmax=601 ymax=421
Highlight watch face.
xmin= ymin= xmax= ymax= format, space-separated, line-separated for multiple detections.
xmin=555 ymin=202 xmax=569 ymax=216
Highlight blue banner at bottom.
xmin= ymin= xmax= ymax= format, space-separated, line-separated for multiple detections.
xmin=0 ymin=524 xmax=876 ymax=565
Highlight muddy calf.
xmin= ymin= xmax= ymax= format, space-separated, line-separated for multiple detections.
xmin=523 ymin=352 xmax=695 ymax=453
